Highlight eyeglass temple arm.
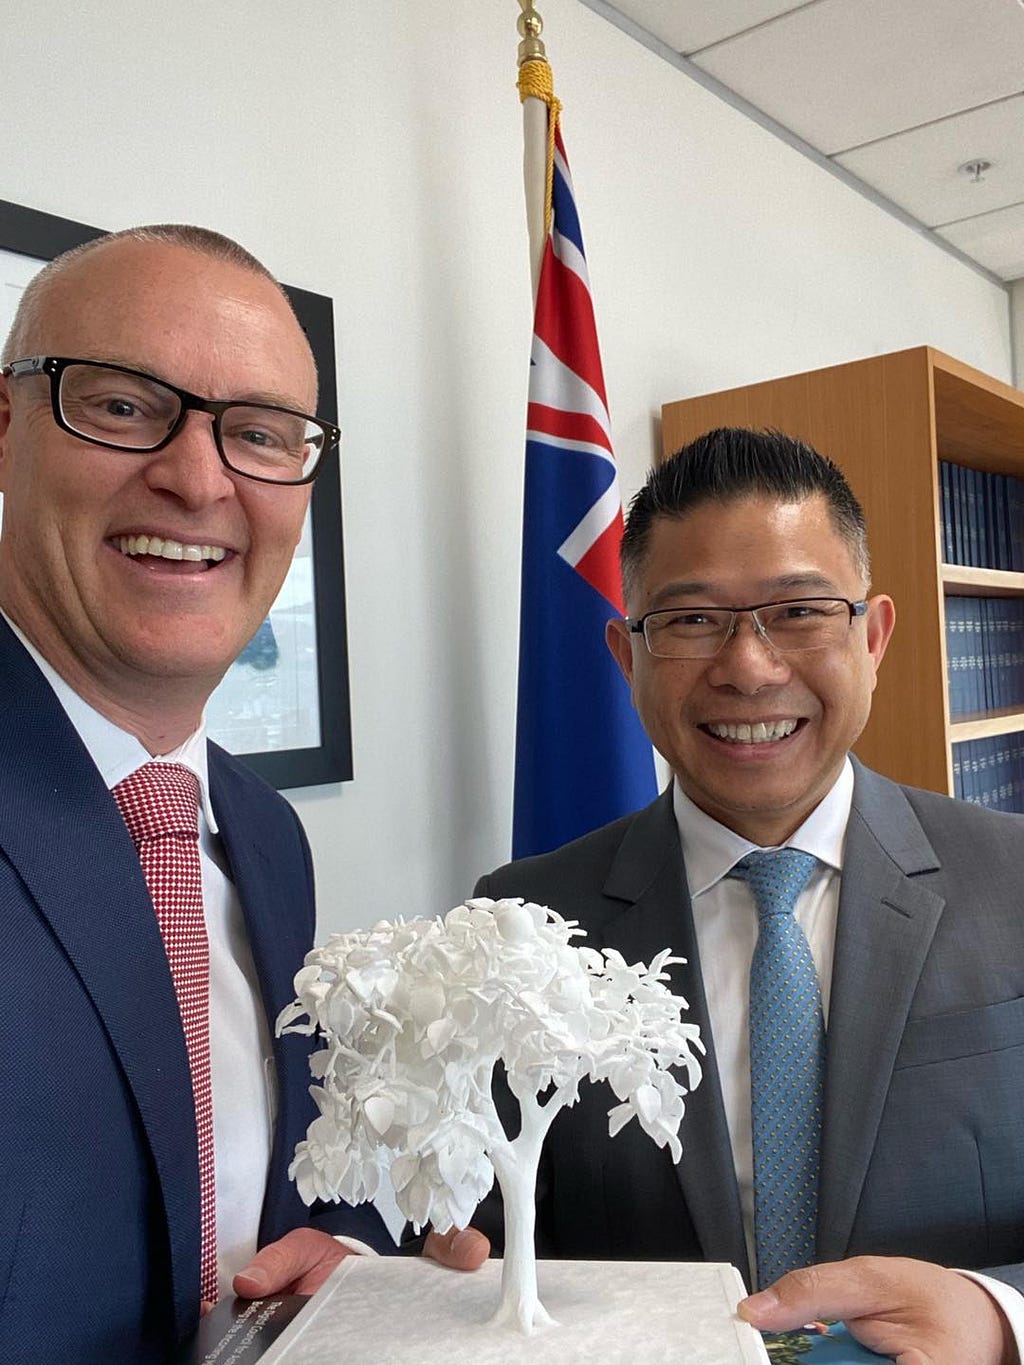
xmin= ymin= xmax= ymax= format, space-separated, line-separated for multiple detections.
xmin=2 ymin=357 xmax=50 ymax=378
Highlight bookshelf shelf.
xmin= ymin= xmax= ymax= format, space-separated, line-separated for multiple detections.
xmin=942 ymin=565 xmax=1024 ymax=597
xmin=662 ymin=346 xmax=1024 ymax=804
xmin=950 ymin=711 xmax=1024 ymax=743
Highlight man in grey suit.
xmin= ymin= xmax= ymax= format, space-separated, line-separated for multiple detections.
xmin=474 ymin=428 xmax=1024 ymax=1364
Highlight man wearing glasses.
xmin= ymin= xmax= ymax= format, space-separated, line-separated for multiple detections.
xmin=0 ymin=226 xmax=478 ymax=1363
xmin=473 ymin=428 xmax=1024 ymax=1364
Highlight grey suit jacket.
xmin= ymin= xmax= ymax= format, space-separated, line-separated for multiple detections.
xmin=474 ymin=759 xmax=1024 ymax=1292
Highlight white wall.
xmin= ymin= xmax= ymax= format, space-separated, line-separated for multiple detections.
xmin=2 ymin=0 xmax=1013 ymax=936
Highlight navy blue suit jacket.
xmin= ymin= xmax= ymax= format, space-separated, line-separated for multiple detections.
xmin=474 ymin=766 xmax=1024 ymax=1292
xmin=0 ymin=619 xmax=390 ymax=1363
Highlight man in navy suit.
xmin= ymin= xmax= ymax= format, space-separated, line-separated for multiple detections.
xmin=472 ymin=429 xmax=1024 ymax=1364
xmin=0 ymin=226 xmax=479 ymax=1363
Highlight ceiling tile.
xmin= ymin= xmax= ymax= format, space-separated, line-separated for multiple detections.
xmin=690 ymin=0 xmax=1024 ymax=154
xmin=936 ymin=202 xmax=1024 ymax=281
xmin=834 ymin=95 xmax=1024 ymax=227
xmin=606 ymin=0 xmax=807 ymax=54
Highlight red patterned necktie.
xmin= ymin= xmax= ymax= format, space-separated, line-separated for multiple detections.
xmin=112 ymin=761 xmax=218 ymax=1305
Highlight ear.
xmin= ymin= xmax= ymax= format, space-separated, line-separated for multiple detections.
xmin=605 ymin=616 xmax=636 ymax=689
xmin=0 ymin=374 xmax=12 ymax=494
xmin=865 ymin=594 xmax=896 ymax=681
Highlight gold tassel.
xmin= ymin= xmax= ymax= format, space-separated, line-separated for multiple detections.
xmin=517 ymin=57 xmax=562 ymax=241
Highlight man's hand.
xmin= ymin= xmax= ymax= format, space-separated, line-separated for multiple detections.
xmin=234 ymin=1228 xmax=352 ymax=1298
xmin=423 ymin=1226 xmax=491 ymax=1272
xmin=233 ymin=1224 xmax=491 ymax=1300
xmin=738 ymin=1256 xmax=1017 ymax=1365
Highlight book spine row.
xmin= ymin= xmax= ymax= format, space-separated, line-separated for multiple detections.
xmin=945 ymin=596 xmax=1024 ymax=717
xmin=939 ymin=461 xmax=1024 ymax=571
xmin=952 ymin=734 xmax=1024 ymax=813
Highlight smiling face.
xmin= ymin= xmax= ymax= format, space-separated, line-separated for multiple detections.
xmin=0 ymin=238 xmax=315 ymax=741
xmin=606 ymin=494 xmax=895 ymax=845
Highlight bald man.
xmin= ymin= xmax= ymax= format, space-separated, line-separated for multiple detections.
xmin=0 ymin=226 xmax=481 ymax=1364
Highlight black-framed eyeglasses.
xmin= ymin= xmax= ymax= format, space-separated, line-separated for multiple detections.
xmin=1 ymin=355 xmax=340 ymax=486
xmin=626 ymin=597 xmax=869 ymax=659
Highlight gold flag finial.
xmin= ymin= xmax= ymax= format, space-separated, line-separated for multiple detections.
xmin=516 ymin=0 xmax=558 ymax=289
xmin=517 ymin=1 xmax=547 ymax=65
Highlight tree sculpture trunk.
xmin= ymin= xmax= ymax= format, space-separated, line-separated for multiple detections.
xmin=488 ymin=1095 xmax=557 ymax=1333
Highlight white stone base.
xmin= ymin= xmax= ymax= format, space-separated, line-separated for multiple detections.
xmin=260 ymin=1257 xmax=770 ymax=1364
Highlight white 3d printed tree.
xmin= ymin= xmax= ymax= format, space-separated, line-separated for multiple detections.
xmin=278 ymin=897 xmax=704 ymax=1333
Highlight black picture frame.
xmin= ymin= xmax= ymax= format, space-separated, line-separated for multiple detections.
xmin=0 ymin=197 xmax=353 ymax=789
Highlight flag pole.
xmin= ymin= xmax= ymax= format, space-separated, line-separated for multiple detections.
xmin=511 ymin=4 xmax=658 ymax=857
xmin=517 ymin=2 xmax=555 ymax=300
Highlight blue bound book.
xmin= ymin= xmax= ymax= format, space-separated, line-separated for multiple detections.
xmin=951 ymin=742 xmax=964 ymax=800
xmin=999 ymin=475 xmax=1015 ymax=570
xmin=944 ymin=461 xmax=961 ymax=562
xmin=956 ymin=463 xmax=969 ymax=565
xmin=985 ymin=600 xmax=997 ymax=711
xmin=972 ymin=603 xmax=988 ymax=720
xmin=982 ymin=469 xmax=997 ymax=568
xmin=1012 ymin=600 xmax=1024 ymax=709
xmin=965 ymin=467 xmax=981 ymax=567
xmin=944 ymin=596 xmax=961 ymax=717
xmin=996 ymin=739 xmax=1012 ymax=812
xmin=964 ymin=739 xmax=978 ymax=806
xmin=1011 ymin=475 xmax=1024 ymax=572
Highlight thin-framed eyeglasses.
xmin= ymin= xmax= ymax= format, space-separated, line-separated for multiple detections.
xmin=626 ymin=597 xmax=869 ymax=659
xmin=1 ymin=355 xmax=340 ymax=486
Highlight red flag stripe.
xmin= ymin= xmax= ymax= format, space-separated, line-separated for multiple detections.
xmin=573 ymin=513 xmax=627 ymax=614
xmin=534 ymin=249 xmax=607 ymax=409
xmin=526 ymin=402 xmax=613 ymax=454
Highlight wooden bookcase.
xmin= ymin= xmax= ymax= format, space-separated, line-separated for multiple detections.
xmin=661 ymin=346 xmax=1024 ymax=797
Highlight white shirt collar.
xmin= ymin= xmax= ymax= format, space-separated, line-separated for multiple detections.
xmin=4 ymin=612 xmax=219 ymax=832
xmin=673 ymin=756 xmax=854 ymax=898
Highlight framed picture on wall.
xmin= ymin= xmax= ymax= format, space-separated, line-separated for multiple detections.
xmin=0 ymin=197 xmax=353 ymax=789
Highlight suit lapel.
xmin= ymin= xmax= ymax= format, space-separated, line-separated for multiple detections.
xmin=208 ymin=750 xmax=313 ymax=1243
xmin=818 ymin=760 xmax=945 ymax=1261
xmin=0 ymin=622 xmax=199 ymax=1336
xmin=601 ymin=793 xmax=751 ymax=1282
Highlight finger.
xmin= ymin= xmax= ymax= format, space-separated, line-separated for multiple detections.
xmin=896 ymin=1352 xmax=931 ymax=1365
xmin=234 ymin=1228 xmax=346 ymax=1298
xmin=738 ymin=1260 xmax=882 ymax=1330
xmin=288 ymin=1245 xmax=352 ymax=1297
xmin=200 ymin=1300 xmax=214 ymax=1317
xmin=424 ymin=1226 xmax=490 ymax=1272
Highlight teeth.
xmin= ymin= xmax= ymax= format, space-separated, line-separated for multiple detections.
xmin=117 ymin=536 xmax=226 ymax=563
xmin=706 ymin=720 xmax=798 ymax=743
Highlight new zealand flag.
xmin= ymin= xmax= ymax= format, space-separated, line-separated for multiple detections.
xmin=513 ymin=127 xmax=656 ymax=858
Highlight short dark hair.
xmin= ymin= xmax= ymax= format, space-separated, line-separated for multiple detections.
xmin=621 ymin=426 xmax=870 ymax=596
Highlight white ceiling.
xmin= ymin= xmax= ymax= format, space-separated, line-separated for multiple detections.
xmin=588 ymin=0 xmax=1024 ymax=283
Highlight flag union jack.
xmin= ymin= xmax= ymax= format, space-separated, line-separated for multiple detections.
xmin=513 ymin=128 xmax=655 ymax=858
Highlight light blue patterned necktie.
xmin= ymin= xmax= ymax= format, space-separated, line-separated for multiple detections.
xmin=731 ymin=848 xmax=822 ymax=1288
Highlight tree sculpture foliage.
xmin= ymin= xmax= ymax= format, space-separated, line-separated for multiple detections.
xmin=278 ymin=897 xmax=704 ymax=1332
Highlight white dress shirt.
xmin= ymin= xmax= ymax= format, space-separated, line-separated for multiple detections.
xmin=676 ymin=760 xmax=849 ymax=1280
xmin=7 ymin=618 xmax=273 ymax=1296
xmin=675 ymin=758 xmax=1024 ymax=1347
